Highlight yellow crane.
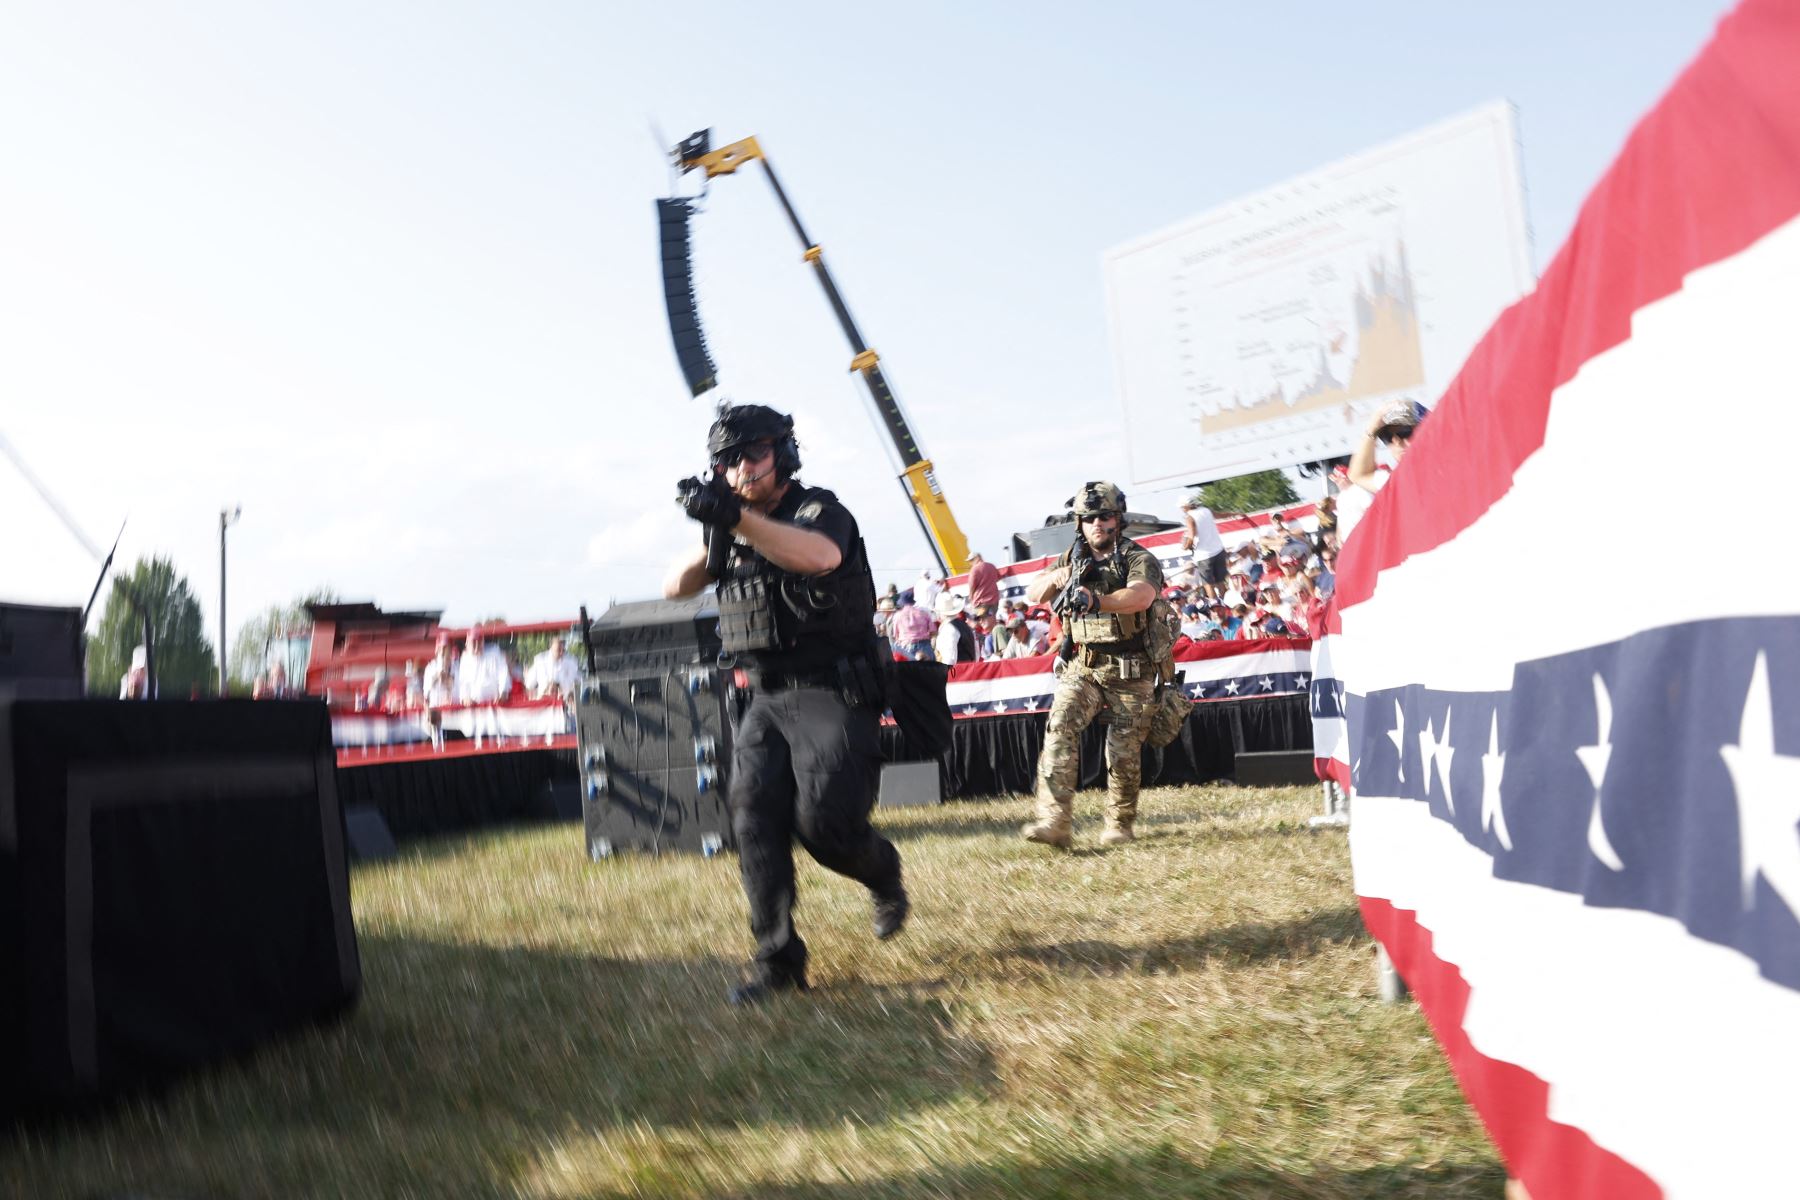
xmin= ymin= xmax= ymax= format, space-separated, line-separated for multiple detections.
xmin=657 ymin=129 xmax=971 ymax=576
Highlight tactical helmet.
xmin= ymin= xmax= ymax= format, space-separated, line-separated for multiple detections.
xmin=708 ymin=404 xmax=802 ymax=477
xmin=1373 ymin=400 xmax=1430 ymax=442
xmin=1068 ymin=481 xmax=1127 ymax=517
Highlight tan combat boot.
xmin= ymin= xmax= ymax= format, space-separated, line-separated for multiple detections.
xmin=1100 ymin=819 xmax=1135 ymax=846
xmin=1021 ymin=789 xmax=1074 ymax=849
xmin=1101 ymin=795 xmax=1137 ymax=846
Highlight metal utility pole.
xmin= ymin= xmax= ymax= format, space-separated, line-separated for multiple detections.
xmin=219 ymin=505 xmax=241 ymax=696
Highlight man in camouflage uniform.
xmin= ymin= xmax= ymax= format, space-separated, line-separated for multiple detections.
xmin=1022 ymin=481 xmax=1164 ymax=848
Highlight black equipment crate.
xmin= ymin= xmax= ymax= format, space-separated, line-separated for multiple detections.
xmin=577 ymin=591 xmax=739 ymax=858
xmin=576 ymin=664 xmax=735 ymax=857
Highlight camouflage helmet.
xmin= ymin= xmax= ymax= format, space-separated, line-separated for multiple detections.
xmin=1068 ymin=481 xmax=1127 ymax=517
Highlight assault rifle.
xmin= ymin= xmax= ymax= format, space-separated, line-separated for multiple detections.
xmin=1052 ymin=539 xmax=1097 ymax=665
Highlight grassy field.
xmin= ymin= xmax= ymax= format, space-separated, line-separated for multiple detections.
xmin=3 ymin=784 xmax=1503 ymax=1199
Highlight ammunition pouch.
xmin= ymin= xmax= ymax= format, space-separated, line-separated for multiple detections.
xmin=1068 ymin=610 xmax=1145 ymax=645
xmin=1144 ymin=682 xmax=1193 ymax=748
xmin=716 ymin=573 xmax=780 ymax=653
xmin=1077 ymin=643 xmax=1149 ymax=678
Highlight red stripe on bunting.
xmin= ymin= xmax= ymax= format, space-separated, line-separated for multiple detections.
xmin=1335 ymin=0 xmax=1800 ymax=609
xmin=1358 ymin=897 xmax=1662 ymax=1200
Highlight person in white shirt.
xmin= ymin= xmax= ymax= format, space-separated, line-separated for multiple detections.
xmin=916 ymin=567 xmax=944 ymax=616
xmin=933 ymin=591 xmax=970 ymax=664
xmin=456 ymin=629 xmax=512 ymax=705
xmin=119 ymin=645 xmax=150 ymax=699
xmin=527 ymin=637 xmax=580 ymax=700
xmin=421 ymin=639 xmax=456 ymax=707
xmin=1178 ymin=498 xmax=1229 ymax=600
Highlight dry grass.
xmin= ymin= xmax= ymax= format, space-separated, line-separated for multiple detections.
xmin=2 ymin=785 xmax=1502 ymax=1198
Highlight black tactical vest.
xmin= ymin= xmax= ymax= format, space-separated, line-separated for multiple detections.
xmin=714 ymin=486 xmax=878 ymax=669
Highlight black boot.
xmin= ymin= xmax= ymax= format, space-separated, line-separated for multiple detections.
xmin=872 ymin=888 xmax=910 ymax=941
xmin=727 ymin=974 xmax=809 ymax=1007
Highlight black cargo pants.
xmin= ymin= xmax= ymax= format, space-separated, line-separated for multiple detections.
xmin=730 ymin=684 xmax=903 ymax=985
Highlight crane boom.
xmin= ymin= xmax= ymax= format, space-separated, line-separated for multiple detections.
xmin=671 ymin=132 xmax=971 ymax=576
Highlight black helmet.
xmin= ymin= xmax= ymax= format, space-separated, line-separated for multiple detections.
xmin=708 ymin=404 xmax=802 ymax=477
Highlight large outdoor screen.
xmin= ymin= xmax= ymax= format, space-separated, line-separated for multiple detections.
xmin=1105 ymin=102 xmax=1535 ymax=485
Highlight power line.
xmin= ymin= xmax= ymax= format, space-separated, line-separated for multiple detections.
xmin=0 ymin=429 xmax=104 ymax=561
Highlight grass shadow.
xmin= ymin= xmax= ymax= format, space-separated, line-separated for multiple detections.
xmin=0 ymin=935 xmax=998 ymax=1197
xmin=587 ymin=1145 xmax=1505 ymax=1200
xmin=343 ymin=933 xmax=996 ymax=1133
xmin=973 ymin=906 xmax=1368 ymax=977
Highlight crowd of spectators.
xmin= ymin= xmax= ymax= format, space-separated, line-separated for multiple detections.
xmin=249 ymin=630 xmax=582 ymax=713
xmin=874 ymin=505 xmax=1342 ymax=668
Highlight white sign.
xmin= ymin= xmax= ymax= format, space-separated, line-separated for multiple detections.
xmin=1105 ymin=102 xmax=1535 ymax=485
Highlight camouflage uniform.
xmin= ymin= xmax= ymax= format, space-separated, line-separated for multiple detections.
xmin=1025 ymin=529 xmax=1164 ymax=848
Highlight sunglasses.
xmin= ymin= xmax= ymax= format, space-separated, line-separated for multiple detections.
xmin=713 ymin=441 xmax=775 ymax=470
xmin=1381 ymin=427 xmax=1415 ymax=444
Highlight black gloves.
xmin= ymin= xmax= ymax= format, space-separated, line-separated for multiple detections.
xmin=1060 ymin=585 xmax=1096 ymax=617
xmin=676 ymin=475 xmax=743 ymax=529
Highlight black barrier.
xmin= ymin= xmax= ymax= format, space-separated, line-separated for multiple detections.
xmin=333 ymin=748 xmax=578 ymax=840
xmin=879 ymin=693 xmax=1311 ymax=799
xmin=1 ymin=699 xmax=360 ymax=1117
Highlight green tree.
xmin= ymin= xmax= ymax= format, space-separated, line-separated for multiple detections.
xmin=228 ymin=587 xmax=339 ymax=692
xmin=87 ymin=556 xmax=218 ymax=698
xmin=1195 ymin=470 xmax=1299 ymax=517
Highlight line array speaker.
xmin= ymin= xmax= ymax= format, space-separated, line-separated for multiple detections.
xmin=657 ymin=197 xmax=719 ymax=397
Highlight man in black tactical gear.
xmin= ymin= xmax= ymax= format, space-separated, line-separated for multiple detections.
xmin=665 ymin=404 xmax=908 ymax=1006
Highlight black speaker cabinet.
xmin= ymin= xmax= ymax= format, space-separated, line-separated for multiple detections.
xmin=1 ymin=700 xmax=360 ymax=1116
xmin=1233 ymin=749 xmax=1317 ymax=787
xmin=576 ymin=663 xmax=735 ymax=858
xmin=0 ymin=603 xmax=84 ymax=699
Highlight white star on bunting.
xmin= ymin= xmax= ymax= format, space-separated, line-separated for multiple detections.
xmin=1720 ymin=652 xmax=1800 ymax=916
xmin=1576 ymin=674 xmax=1624 ymax=872
xmin=1296 ymin=674 xmax=1310 ymax=688
xmin=1223 ymin=679 xmax=1241 ymax=695
xmin=1419 ymin=710 xmax=1456 ymax=813
xmin=1388 ymin=698 xmax=1409 ymax=784
xmin=1480 ymin=710 xmax=1512 ymax=850
xmin=1258 ymin=676 xmax=1274 ymax=691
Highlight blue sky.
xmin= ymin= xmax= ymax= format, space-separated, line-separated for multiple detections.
xmin=1 ymin=0 xmax=1735 ymax=648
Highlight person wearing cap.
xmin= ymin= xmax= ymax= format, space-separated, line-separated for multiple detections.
xmin=1341 ymin=399 xmax=1428 ymax=542
xmin=933 ymin=591 xmax=974 ymax=664
xmin=965 ymin=550 xmax=1002 ymax=614
xmin=1020 ymin=480 xmax=1165 ymax=849
xmin=666 ymin=403 xmax=908 ymax=1006
xmin=1001 ymin=614 xmax=1041 ymax=659
xmin=873 ymin=594 xmax=898 ymax=639
xmin=888 ymin=592 xmax=935 ymax=661
xmin=968 ymin=605 xmax=1000 ymax=660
